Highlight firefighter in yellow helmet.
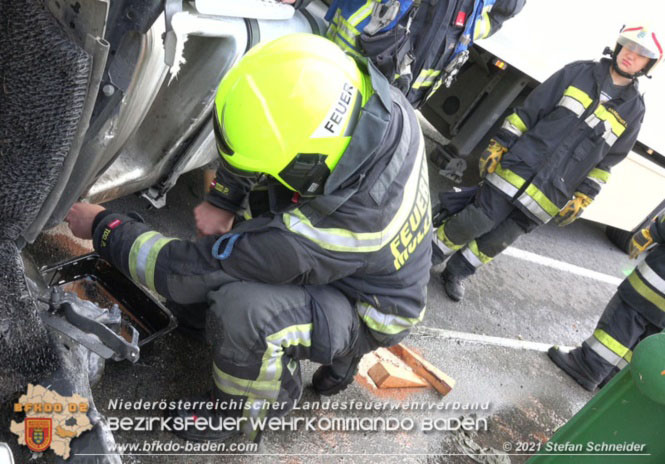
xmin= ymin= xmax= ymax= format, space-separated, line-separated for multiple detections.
xmin=65 ymin=33 xmax=431 ymax=443
xmin=432 ymin=25 xmax=660 ymax=302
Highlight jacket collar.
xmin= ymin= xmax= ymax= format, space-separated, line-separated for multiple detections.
xmin=596 ymin=58 xmax=641 ymax=104
xmin=323 ymin=60 xmax=394 ymax=194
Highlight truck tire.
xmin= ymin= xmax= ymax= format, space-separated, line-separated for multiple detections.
xmin=605 ymin=199 xmax=665 ymax=254
xmin=605 ymin=226 xmax=633 ymax=254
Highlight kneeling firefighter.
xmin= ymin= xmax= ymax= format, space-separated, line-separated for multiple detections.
xmin=432 ymin=25 xmax=659 ymax=301
xmin=65 ymin=34 xmax=432 ymax=442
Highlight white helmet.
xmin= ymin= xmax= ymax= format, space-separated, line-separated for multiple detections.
xmin=614 ymin=25 xmax=663 ymax=77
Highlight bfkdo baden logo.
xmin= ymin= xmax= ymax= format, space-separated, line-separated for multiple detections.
xmin=25 ymin=418 xmax=52 ymax=452
xmin=10 ymin=384 xmax=93 ymax=459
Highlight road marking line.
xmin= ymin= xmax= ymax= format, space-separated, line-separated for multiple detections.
xmin=503 ymin=247 xmax=624 ymax=286
xmin=414 ymin=326 xmax=575 ymax=353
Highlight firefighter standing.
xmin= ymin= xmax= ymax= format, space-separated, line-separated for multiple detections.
xmin=323 ymin=0 xmax=525 ymax=108
xmin=549 ymin=213 xmax=665 ymax=391
xmin=433 ymin=26 xmax=660 ymax=301
xmin=65 ymin=34 xmax=432 ymax=442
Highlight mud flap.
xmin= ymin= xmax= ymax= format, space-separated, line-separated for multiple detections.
xmin=0 ymin=0 xmax=90 ymax=422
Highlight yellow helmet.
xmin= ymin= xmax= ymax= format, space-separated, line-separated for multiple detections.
xmin=213 ymin=33 xmax=374 ymax=196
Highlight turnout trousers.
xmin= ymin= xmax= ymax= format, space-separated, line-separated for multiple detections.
xmin=573 ymin=291 xmax=662 ymax=385
xmin=433 ymin=183 xmax=539 ymax=278
xmin=184 ymin=281 xmax=380 ymax=441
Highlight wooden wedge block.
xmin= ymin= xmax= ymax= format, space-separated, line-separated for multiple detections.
xmin=368 ymin=361 xmax=428 ymax=388
xmin=388 ymin=344 xmax=455 ymax=396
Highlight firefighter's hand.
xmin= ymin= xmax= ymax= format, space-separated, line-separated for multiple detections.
xmin=555 ymin=192 xmax=592 ymax=227
xmin=194 ymin=201 xmax=235 ymax=236
xmin=629 ymin=228 xmax=654 ymax=259
xmin=65 ymin=202 xmax=106 ymax=240
xmin=478 ymin=139 xmax=507 ymax=178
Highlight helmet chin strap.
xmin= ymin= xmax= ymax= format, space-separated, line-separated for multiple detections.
xmin=609 ymin=44 xmax=651 ymax=80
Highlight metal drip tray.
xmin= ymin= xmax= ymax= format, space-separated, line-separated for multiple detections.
xmin=41 ymin=253 xmax=177 ymax=347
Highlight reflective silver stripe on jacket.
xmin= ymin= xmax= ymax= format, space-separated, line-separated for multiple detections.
xmin=501 ymin=120 xmax=524 ymax=137
xmin=284 ymin=129 xmax=426 ymax=252
xmin=585 ymin=114 xmax=601 ymax=129
xmin=517 ymin=192 xmax=553 ymax=224
xmin=638 ymin=261 xmax=665 ymax=295
xmin=603 ymin=129 xmax=618 ymax=146
xmin=486 ymin=172 xmax=519 ymax=197
xmin=584 ymin=115 xmax=619 ymax=146
xmin=558 ymin=95 xmax=586 ymax=117
xmin=134 ymin=233 xmax=162 ymax=286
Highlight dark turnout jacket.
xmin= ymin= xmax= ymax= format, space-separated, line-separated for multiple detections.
xmin=91 ymin=62 xmax=432 ymax=346
xmin=487 ymin=58 xmax=645 ymax=224
xmin=322 ymin=0 xmax=525 ymax=108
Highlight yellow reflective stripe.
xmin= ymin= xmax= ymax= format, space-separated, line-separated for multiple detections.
xmin=473 ymin=10 xmax=491 ymax=40
xmin=563 ymin=85 xmax=593 ymax=109
xmin=586 ymin=330 xmax=632 ymax=366
xmin=492 ymin=163 xmax=527 ymax=190
xmin=637 ymin=261 xmax=665 ymax=295
xmin=259 ymin=324 xmax=313 ymax=382
xmin=326 ymin=16 xmax=338 ymax=39
xmin=505 ymin=113 xmax=527 ymax=135
xmin=333 ymin=14 xmax=361 ymax=47
xmin=594 ymin=105 xmax=626 ymax=138
xmin=347 ymin=0 xmax=374 ymax=26
xmin=335 ymin=39 xmax=365 ymax=60
xmin=469 ymin=240 xmax=493 ymax=264
xmin=212 ymin=363 xmax=279 ymax=440
xmin=517 ymin=184 xmax=559 ymax=223
xmin=412 ymin=69 xmax=441 ymax=89
xmin=212 ymin=322 xmax=314 ymax=439
xmin=462 ymin=240 xmax=493 ymax=268
xmin=558 ymin=96 xmax=586 ymax=117
xmin=286 ymin=207 xmax=384 ymax=251
xmin=435 ymin=221 xmax=464 ymax=254
xmin=144 ymin=237 xmax=176 ymax=292
xmin=212 ymin=362 xmax=280 ymax=398
xmin=628 ymin=271 xmax=665 ymax=312
xmin=525 ymin=184 xmax=559 ymax=217
xmin=284 ymin=131 xmax=427 ymax=252
xmin=593 ymin=329 xmax=632 ymax=360
xmin=588 ymin=168 xmax=610 ymax=184
xmin=430 ymin=78 xmax=444 ymax=95
xmin=129 ymin=231 xmax=160 ymax=284
xmin=359 ymin=302 xmax=425 ymax=335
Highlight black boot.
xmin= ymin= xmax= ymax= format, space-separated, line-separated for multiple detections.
xmin=431 ymin=237 xmax=447 ymax=265
xmin=547 ymin=346 xmax=600 ymax=392
xmin=440 ymin=268 xmax=465 ymax=302
xmin=312 ymin=355 xmax=362 ymax=396
xmin=169 ymin=392 xmax=242 ymax=442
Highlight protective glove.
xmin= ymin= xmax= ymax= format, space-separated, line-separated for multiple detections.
xmin=556 ymin=192 xmax=592 ymax=227
xmin=478 ymin=139 xmax=508 ymax=178
xmin=629 ymin=227 xmax=654 ymax=259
